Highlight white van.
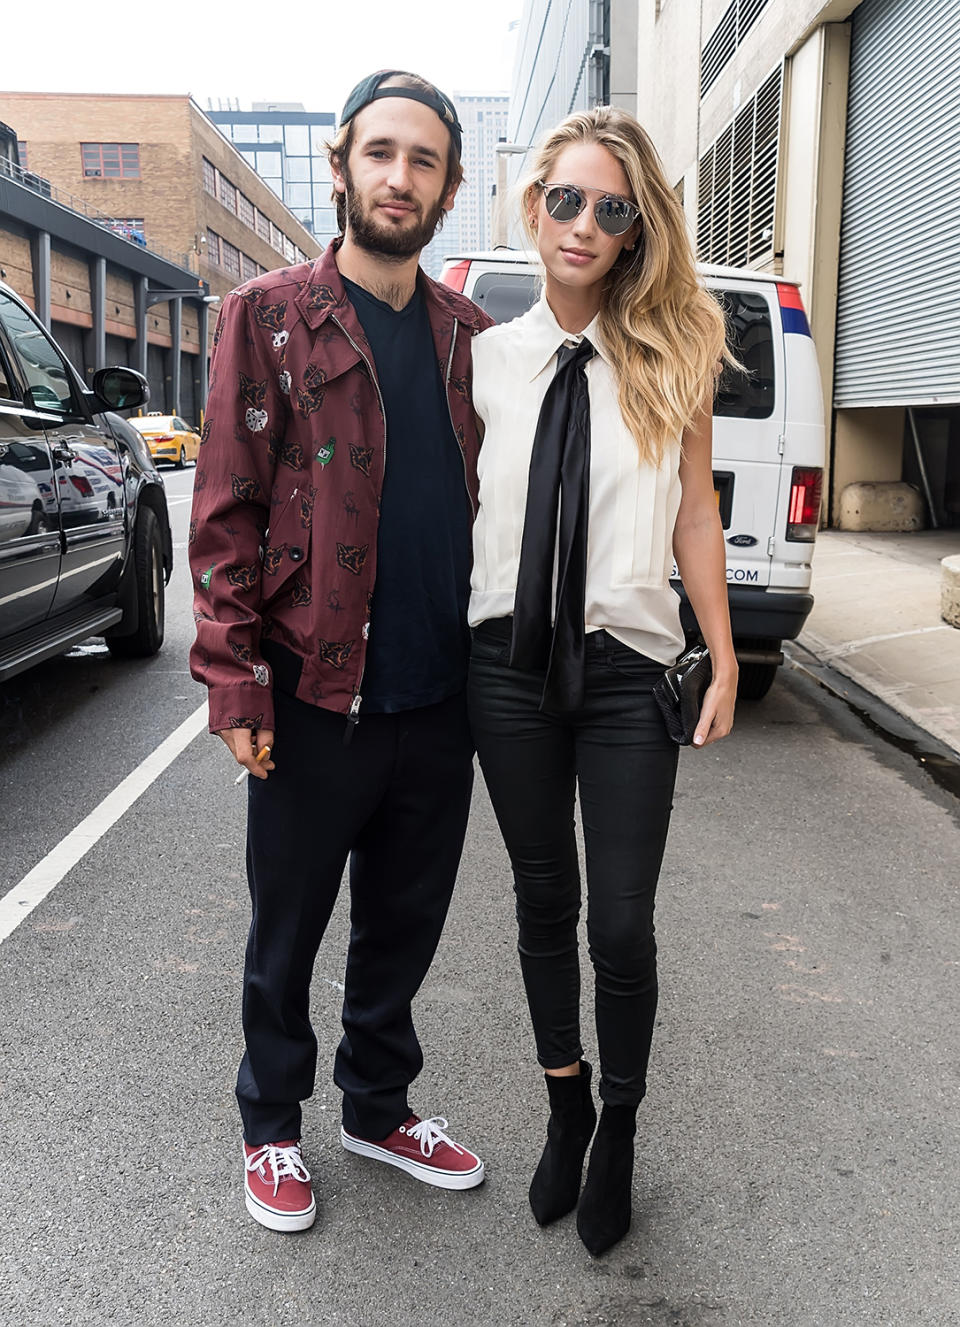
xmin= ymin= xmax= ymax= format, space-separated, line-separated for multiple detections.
xmin=440 ymin=251 xmax=825 ymax=699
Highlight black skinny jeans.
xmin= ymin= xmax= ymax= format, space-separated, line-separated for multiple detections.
xmin=468 ymin=619 xmax=679 ymax=1108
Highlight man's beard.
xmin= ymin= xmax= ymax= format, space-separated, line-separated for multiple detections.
xmin=343 ymin=163 xmax=447 ymax=261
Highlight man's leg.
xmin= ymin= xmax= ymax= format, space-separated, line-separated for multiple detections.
xmin=238 ymin=686 xmax=394 ymax=1145
xmin=334 ymin=692 xmax=475 ymax=1141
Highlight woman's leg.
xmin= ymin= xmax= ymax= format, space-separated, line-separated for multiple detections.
xmin=575 ymin=637 xmax=679 ymax=1107
xmin=572 ymin=634 xmax=679 ymax=1254
xmin=468 ymin=632 xmax=584 ymax=1067
xmin=468 ymin=627 xmax=596 ymax=1223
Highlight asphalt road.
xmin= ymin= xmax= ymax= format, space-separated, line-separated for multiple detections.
xmin=1 ymin=468 xmax=958 ymax=1327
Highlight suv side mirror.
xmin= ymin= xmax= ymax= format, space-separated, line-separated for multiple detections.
xmin=92 ymin=367 xmax=150 ymax=412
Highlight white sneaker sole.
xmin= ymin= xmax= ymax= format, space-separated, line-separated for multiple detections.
xmin=340 ymin=1127 xmax=485 ymax=1190
xmin=244 ymin=1183 xmax=317 ymax=1232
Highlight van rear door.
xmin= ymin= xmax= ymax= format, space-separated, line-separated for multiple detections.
xmin=707 ymin=279 xmax=786 ymax=590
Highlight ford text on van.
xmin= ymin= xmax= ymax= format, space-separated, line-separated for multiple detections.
xmin=440 ymin=252 xmax=825 ymax=700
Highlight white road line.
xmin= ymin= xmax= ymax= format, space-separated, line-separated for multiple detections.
xmin=0 ymin=703 xmax=209 ymax=947
xmin=167 ymin=497 xmax=193 ymax=506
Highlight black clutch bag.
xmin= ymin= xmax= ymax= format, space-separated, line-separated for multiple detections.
xmin=653 ymin=644 xmax=712 ymax=745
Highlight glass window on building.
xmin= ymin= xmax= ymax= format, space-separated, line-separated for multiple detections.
xmin=285 ymin=125 xmax=310 ymax=155
xmin=285 ymin=183 xmax=311 ymax=209
xmin=222 ymin=240 xmax=241 ymax=279
xmin=285 ymin=156 xmax=311 ymax=182
xmin=218 ymin=175 xmax=237 ymax=214
xmin=82 ymin=142 xmax=140 ymax=179
xmin=311 ymin=125 xmax=330 ymax=154
xmin=256 ymin=151 xmax=282 ymax=176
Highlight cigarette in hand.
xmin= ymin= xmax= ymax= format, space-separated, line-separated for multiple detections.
xmin=234 ymin=744 xmax=272 ymax=785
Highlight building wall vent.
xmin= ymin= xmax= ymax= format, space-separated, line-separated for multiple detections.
xmin=701 ymin=0 xmax=771 ymax=97
xmin=697 ymin=64 xmax=782 ymax=268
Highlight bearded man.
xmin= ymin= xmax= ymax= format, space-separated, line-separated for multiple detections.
xmin=189 ymin=71 xmax=494 ymax=1232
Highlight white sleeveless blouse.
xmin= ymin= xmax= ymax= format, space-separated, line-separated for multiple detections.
xmin=468 ymin=292 xmax=685 ymax=666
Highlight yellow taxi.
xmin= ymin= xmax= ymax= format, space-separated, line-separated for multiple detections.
xmin=129 ymin=413 xmax=201 ymax=468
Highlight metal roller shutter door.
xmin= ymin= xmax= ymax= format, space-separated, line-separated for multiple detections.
xmin=834 ymin=0 xmax=960 ymax=407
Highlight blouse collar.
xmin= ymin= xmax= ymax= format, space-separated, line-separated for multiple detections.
xmin=521 ymin=291 xmax=610 ymax=382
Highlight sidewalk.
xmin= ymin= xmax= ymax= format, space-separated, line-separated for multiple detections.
xmin=795 ymin=528 xmax=960 ymax=756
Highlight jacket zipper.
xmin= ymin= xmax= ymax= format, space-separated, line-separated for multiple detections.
xmin=444 ymin=322 xmax=476 ymax=519
xmin=331 ymin=314 xmax=387 ymax=742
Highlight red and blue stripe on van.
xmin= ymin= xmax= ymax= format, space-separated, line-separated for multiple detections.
xmin=776 ymin=283 xmax=810 ymax=336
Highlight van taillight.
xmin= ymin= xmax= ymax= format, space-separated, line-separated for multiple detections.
xmin=441 ymin=260 xmax=470 ymax=293
xmin=786 ymin=467 xmax=823 ymax=541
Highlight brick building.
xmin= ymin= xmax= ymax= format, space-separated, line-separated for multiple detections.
xmin=0 ymin=92 xmax=322 ymax=417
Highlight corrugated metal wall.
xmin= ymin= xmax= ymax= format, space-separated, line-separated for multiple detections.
xmin=834 ymin=0 xmax=960 ymax=407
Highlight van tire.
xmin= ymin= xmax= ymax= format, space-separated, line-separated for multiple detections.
xmin=736 ymin=643 xmax=779 ymax=702
xmin=107 ymin=507 xmax=165 ymax=658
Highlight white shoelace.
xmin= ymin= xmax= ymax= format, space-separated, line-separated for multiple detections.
xmin=245 ymin=1143 xmax=311 ymax=1196
xmin=405 ymin=1116 xmax=463 ymax=1158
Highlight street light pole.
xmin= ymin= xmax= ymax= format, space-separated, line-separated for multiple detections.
xmin=493 ymin=143 xmax=532 ymax=248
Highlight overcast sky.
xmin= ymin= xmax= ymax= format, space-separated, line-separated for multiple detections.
xmin=4 ymin=0 xmax=519 ymax=114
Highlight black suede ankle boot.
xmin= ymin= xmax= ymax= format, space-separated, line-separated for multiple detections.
xmin=576 ymin=1102 xmax=637 ymax=1256
xmin=528 ymin=1060 xmax=598 ymax=1226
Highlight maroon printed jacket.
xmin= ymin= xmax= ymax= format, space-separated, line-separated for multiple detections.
xmin=188 ymin=241 xmax=493 ymax=733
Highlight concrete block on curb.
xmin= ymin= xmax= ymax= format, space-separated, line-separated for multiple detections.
xmin=837 ymin=481 xmax=924 ymax=531
xmin=942 ymin=554 xmax=960 ymax=628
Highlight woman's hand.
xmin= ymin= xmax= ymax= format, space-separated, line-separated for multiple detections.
xmin=692 ymin=671 xmax=737 ymax=748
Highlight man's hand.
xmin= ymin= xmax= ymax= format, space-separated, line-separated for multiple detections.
xmin=218 ymin=727 xmax=276 ymax=779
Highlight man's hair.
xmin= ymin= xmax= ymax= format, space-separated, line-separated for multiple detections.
xmin=326 ymin=73 xmax=464 ymax=234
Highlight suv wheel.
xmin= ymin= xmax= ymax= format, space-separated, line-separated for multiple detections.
xmin=107 ymin=506 xmax=165 ymax=658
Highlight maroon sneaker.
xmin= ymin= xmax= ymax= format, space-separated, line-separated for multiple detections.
xmin=243 ymin=1139 xmax=316 ymax=1232
xmin=341 ymin=1114 xmax=484 ymax=1190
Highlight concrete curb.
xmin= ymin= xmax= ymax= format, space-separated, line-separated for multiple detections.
xmin=942 ymin=554 xmax=960 ymax=629
xmin=783 ymin=640 xmax=960 ymax=799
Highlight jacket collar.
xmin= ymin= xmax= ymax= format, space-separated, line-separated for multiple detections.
xmin=294 ymin=236 xmax=485 ymax=334
xmin=520 ymin=291 xmax=610 ymax=383
xmin=293 ymin=239 xmax=354 ymax=331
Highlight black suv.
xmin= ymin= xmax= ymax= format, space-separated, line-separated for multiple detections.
xmin=0 ymin=281 xmax=172 ymax=681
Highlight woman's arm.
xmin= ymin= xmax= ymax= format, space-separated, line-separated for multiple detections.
xmin=672 ymin=392 xmax=738 ymax=747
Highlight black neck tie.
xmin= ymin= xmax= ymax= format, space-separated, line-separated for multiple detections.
xmin=510 ymin=337 xmax=595 ymax=712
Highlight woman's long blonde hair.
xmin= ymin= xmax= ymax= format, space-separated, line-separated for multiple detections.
xmin=519 ymin=107 xmax=729 ymax=466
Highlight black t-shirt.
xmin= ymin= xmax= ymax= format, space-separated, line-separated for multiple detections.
xmin=342 ymin=276 xmax=472 ymax=713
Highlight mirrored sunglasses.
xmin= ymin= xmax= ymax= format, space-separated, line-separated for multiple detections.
xmin=538 ymin=181 xmax=640 ymax=237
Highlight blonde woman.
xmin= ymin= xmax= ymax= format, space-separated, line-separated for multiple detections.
xmin=467 ymin=107 xmax=737 ymax=1256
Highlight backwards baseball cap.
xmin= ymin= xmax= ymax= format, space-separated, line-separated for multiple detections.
xmin=339 ymin=70 xmax=462 ymax=159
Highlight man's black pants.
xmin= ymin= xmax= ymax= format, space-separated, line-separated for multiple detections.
xmin=468 ymin=619 xmax=679 ymax=1108
xmin=236 ymin=681 xmax=474 ymax=1145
